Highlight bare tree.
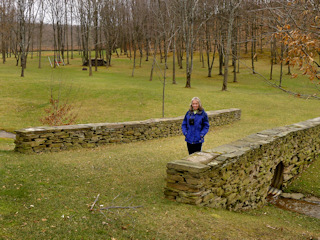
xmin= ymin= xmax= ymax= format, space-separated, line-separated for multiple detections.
xmin=38 ymin=0 xmax=45 ymax=68
xmin=70 ymin=0 xmax=74 ymax=59
xmin=179 ymin=0 xmax=213 ymax=88
xmin=155 ymin=0 xmax=177 ymax=116
xmin=0 ymin=0 xmax=15 ymax=64
xmin=130 ymin=0 xmax=145 ymax=77
xmin=222 ymin=0 xmax=241 ymax=91
xmin=17 ymin=0 xmax=38 ymax=77
xmin=64 ymin=0 xmax=70 ymax=65
xmin=181 ymin=0 xmax=198 ymax=88
xmin=202 ymin=0 xmax=216 ymax=78
xmin=101 ymin=0 xmax=119 ymax=67
xmin=47 ymin=0 xmax=64 ymax=67
xmin=76 ymin=0 xmax=95 ymax=76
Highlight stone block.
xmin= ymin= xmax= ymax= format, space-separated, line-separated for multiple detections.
xmin=203 ymin=193 xmax=214 ymax=203
xmin=213 ymin=187 xmax=224 ymax=196
xmin=182 ymin=152 xmax=219 ymax=164
xmin=124 ymin=130 xmax=134 ymax=135
xmin=207 ymin=160 xmax=223 ymax=168
xmin=48 ymin=143 xmax=64 ymax=148
xmin=167 ymin=160 xmax=210 ymax=173
xmin=167 ymin=174 xmax=185 ymax=182
xmin=167 ymin=182 xmax=201 ymax=192
xmin=221 ymin=170 xmax=233 ymax=181
xmin=179 ymin=191 xmax=204 ymax=197
xmin=164 ymin=188 xmax=179 ymax=197
xmin=81 ymin=143 xmax=96 ymax=148
xmin=54 ymin=132 xmax=70 ymax=138
xmin=20 ymin=141 xmax=38 ymax=148
xmin=281 ymin=192 xmax=304 ymax=200
xmin=227 ymin=193 xmax=239 ymax=205
xmin=206 ymin=144 xmax=240 ymax=155
xmin=184 ymin=176 xmax=204 ymax=186
xmin=177 ymin=196 xmax=202 ymax=205
xmin=208 ymin=197 xmax=227 ymax=209
xmin=14 ymin=147 xmax=33 ymax=153
xmin=122 ymin=138 xmax=131 ymax=143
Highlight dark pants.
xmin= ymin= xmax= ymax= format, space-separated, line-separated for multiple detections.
xmin=187 ymin=142 xmax=202 ymax=155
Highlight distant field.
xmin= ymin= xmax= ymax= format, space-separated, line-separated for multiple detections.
xmin=1 ymin=51 xmax=319 ymax=132
xmin=0 ymin=52 xmax=319 ymax=239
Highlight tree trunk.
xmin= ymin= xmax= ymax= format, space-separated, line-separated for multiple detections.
xmin=251 ymin=20 xmax=256 ymax=74
xmin=139 ymin=43 xmax=143 ymax=67
xmin=88 ymin=2 xmax=92 ymax=77
xmin=132 ymin=41 xmax=136 ymax=77
xmin=185 ymin=39 xmax=193 ymax=88
xmin=71 ymin=0 xmax=74 ymax=59
xmin=222 ymin=1 xmax=237 ymax=91
xmin=19 ymin=0 xmax=26 ymax=77
xmin=177 ymin=43 xmax=182 ymax=69
xmin=270 ymin=35 xmax=274 ymax=80
xmin=172 ymin=35 xmax=176 ymax=84
xmin=38 ymin=21 xmax=43 ymax=68
xmin=159 ymin=40 xmax=163 ymax=63
xmin=286 ymin=47 xmax=291 ymax=75
xmin=145 ymin=38 xmax=149 ymax=61
xmin=232 ymin=18 xmax=238 ymax=83
xmin=2 ymin=36 xmax=6 ymax=64
xmin=162 ymin=70 xmax=166 ymax=118
xmin=65 ymin=0 xmax=69 ymax=65
xmin=94 ymin=5 xmax=98 ymax=72
xmin=244 ymin=19 xmax=248 ymax=54
xmin=185 ymin=72 xmax=191 ymax=88
xmin=149 ymin=39 xmax=158 ymax=81
xmin=205 ymin=20 xmax=215 ymax=78
xmin=218 ymin=43 xmax=223 ymax=76
xmin=31 ymin=34 xmax=33 ymax=59
xmin=279 ymin=43 xmax=284 ymax=87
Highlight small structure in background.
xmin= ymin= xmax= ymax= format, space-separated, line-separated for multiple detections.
xmin=83 ymin=59 xmax=107 ymax=66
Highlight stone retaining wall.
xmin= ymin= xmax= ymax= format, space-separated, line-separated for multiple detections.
xmin=164 ymin=117 xmax=320 ymax=211
xmin=14 ymin=108 xmax=241 ymax=153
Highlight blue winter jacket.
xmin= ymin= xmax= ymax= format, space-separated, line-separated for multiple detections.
xmin=181 ymin=109 xmax=210 ymax=144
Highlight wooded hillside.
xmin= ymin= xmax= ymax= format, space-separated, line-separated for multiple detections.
xmin=0 ymin=0 xmax=319 ymax=88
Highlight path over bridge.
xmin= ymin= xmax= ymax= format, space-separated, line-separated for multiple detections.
xmin=165 ymin=117 xmax=320 ymax=210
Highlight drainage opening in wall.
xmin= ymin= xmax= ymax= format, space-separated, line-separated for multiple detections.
xmin=266 ymin=161 xmax=320 ymax=220
xmin=268 ymin=161 xmax=284 ymax=196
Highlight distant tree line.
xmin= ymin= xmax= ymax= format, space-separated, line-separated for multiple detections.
xmin=0 ymin=0 xmax=319 ymax=90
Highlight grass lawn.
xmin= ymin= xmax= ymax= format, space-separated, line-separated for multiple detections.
xmin=0 ymin=52 xmax=320 ymax=239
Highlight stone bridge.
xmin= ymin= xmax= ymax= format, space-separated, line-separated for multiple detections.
xmin=164 ymin=117 xmax=320 ymax=210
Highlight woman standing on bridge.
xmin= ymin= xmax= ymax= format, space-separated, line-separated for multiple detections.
xmin=182 ymin=97 xmax=210 ymax=155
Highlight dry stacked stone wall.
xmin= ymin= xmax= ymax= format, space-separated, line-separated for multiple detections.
xmin=14 ymin=108 xmax=241 ymax=153
xmin=165 ymin=117 xmax=320 ymax=211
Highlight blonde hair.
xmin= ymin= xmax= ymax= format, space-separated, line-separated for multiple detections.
xmin=189 ymin=97 xmax=203 ymax=111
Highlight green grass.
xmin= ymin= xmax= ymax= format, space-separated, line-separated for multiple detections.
xmin=1 ymin=51 xmax=319 ymax=131
xmin=0 ymin=52 xmax=320 ymax=239
xmin=285 ymin=155 xmax=320 ymax=197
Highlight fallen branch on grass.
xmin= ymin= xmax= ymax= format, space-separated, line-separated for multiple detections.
xmin=90 ymin=194 xmax=100 ymax=211
xmin=99 ymin=206 xmax=143 ymax=210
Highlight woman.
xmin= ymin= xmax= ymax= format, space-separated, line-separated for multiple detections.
xmin=181 ymin=97 xmax=210 ymax=155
